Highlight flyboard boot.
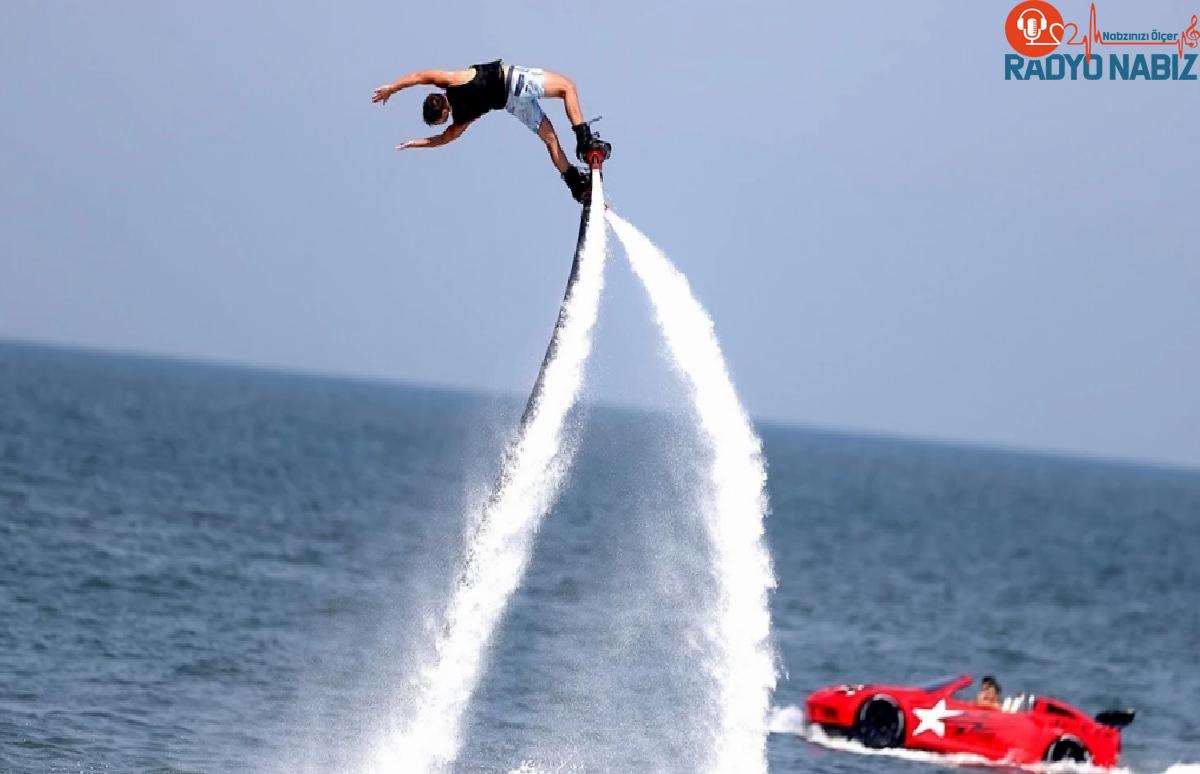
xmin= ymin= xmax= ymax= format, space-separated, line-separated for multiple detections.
xmin=562 ymin=166 xmax=590 ymax=203
xmin=561 ymin=117 xmax=613 ymax=203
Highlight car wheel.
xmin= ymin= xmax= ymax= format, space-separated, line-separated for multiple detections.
xmin=1045 ymin=736 xmax=1092 ymax=763
xmin=855 ymin=695 xmax=904 ymax=749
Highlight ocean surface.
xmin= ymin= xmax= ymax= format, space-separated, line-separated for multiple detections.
xmin=1 ymin=340 xmax=1197 ymax=774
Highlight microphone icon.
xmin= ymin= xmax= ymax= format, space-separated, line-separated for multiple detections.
xmin=1018 ymin=8 xmax=1047 ymax=43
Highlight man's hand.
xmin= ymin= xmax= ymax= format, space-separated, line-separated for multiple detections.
xmin=372 ymin=85 xmax=397 ymax=105
xmin=372 ymin=70 xmax=455 ymax=104
xmin=394 ymin=122 xmax=469 ymax=152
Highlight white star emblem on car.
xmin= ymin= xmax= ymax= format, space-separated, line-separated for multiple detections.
xmin=912 ymin=698 xmax=964 ymax=737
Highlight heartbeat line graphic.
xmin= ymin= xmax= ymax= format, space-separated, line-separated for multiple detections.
xmin=1060 ymin=3 xmax=1200 ymax=58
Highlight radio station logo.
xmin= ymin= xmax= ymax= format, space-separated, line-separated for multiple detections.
xmin=1006 ymin=1 xmax=1066 ymax=57
xmin=1004 ymin=1 xmax=1200 ymax=80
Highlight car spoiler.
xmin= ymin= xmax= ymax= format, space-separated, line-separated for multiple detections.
xmin=1095 ymin=709 xmax=1136 ymax=729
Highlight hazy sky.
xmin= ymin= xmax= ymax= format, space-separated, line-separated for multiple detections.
xmin=2 ymin=1 xmax=1197 ymax=469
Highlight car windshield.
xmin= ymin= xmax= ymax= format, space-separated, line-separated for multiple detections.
xmin=1001 ymin=694 xmax=1035 ymax=712
xmin=917 ymin=675 xmax=965 ymax=692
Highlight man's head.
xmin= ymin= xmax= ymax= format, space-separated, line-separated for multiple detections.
xmin=979 ymin=675 xmax=1002 ymax=703
xmin=423 ymin=93 xmax=450 ymax=125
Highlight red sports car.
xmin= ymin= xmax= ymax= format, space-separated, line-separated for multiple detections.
xmin=805 ymin=674 xmax=1134 ymax=767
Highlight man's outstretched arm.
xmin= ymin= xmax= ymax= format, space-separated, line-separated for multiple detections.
xmin=396 ymin=121 xmax=470 ymax=150
xmin=372 ymin=69 xmax=457 ymax=104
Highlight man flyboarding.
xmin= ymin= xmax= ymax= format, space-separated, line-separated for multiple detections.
xmin=371 ymin=60 xmax=610 ymax=202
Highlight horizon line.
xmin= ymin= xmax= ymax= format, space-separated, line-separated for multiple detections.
xmin=2 ymin=334 xmax=1196 ymax=478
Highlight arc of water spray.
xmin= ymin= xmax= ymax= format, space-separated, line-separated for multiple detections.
xmin=369 ymin=176 xmax=608 ymax=774
xmin=606 ymin=211 xmax=777 ymax=774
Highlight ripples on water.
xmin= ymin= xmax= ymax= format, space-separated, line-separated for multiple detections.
xmin=1 ymin=341 xmax=1197 ymax=773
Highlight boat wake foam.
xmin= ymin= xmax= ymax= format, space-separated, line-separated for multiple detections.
xmin=769 ymin=705 xmax=1197 ymax=774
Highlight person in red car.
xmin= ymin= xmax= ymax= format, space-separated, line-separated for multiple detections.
xmin=806 ymin=674 xmax=1131 ymax=766
xmin=976 ymin=675 xmax=1002 ymax=709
